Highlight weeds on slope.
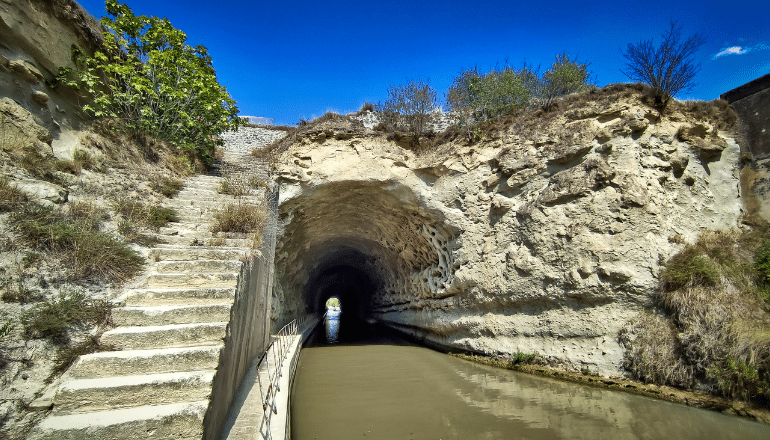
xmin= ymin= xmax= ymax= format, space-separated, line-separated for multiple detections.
xmin=210 ymin=201 xmax=268 ymax=248
xmin=8 ymin=203 xmax=143 ymax=282
xmin=620 ymin=227 xmax=770 ymax=404
xmin=113 ymin=200 xmax=177 ymax=229
xmin=0 ymin=177 xmax=28 ymax=212
xmin=21 ymin=290 xmax=110 ymax=345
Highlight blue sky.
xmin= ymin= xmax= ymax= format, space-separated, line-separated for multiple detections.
xmin=75 ymin=0 xmax=770 ymax=126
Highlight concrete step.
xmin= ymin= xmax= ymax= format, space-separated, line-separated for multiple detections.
xmin=169 ymin=198 xmax=264 ymax=207
xmin=66 ymin=345 xmax=223 ymax=379
xmin=100 ymin=322 xmax=227 ymax=350
xmin=177 ymin=183 xmax=223 ymax=192
xmin=123 ymin=287 xmax=236 ymax=306
xmin=158 ymin=226 xmax=213 ymax=237
xmin=152 ymin=259 xmax=243 ymax=274
xmin=149 ymin=246 xmax=249 ymax=262
xmin=150 ymin=234 xmax=253 ymax=247
xmin=172 ymin=190 xmax=263 ymax=202
xmin=157 ymin=228 xmax=251 ymax=240
xmin=53 ymin=370 xmax=216 ymax=415
xmin=112 ymin=304 xmax=232 ymax=326
xmin=164 ymin=206 xmax=220 ymax=217
xmin=145 ymin=272 xmax=239 ymax=289
xmin=156 ymin=222 xmax=210 ymax=233
xmin=29 ymin=400 xmax=208 ymax=440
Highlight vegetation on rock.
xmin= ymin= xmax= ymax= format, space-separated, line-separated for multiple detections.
xmin=375 ymin=78 xmax=439 ymax=136
xmin=621 ymin=21 xmax=706 ymax=108
xmin=55 ymin=0 xmax=244 ymax=160
xmin=621 ymin=226 xmax=770 ymax=404
xmin=8 ymin=203 xmax=144 ymax=282
xmin=21 ymin=290 xmax=110 ymax=345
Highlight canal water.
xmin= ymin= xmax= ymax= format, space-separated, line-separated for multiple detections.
xmin=291 ymin=312 xmax=770 ymax=440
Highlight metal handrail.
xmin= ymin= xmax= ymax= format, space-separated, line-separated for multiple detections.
xmin=253 ymin=317 xmax=309 ymax=439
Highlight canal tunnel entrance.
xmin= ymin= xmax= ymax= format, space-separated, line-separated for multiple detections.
xmin=272 ymin=180 xmax=459 ymax=340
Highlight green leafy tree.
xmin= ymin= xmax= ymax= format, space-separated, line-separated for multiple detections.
xmin=540 ymin=53 xmax=593 ymax=107
xmin=58 ymin=0 xmax=243 ymax=157
xmin=621 ymin=21 xmax=706 ymax=108
xmin=446 ymin=66 xmax=533 ymax=121
xmin=472 ymin=67 xmax=532 ymax=120
xmin=447 ymin=55 xmax=593 ymax=125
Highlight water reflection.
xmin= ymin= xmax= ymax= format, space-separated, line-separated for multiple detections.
xmin=293 ymin=325 xmax=770 ymax=440
xmin=324 ymin=311 xmax=341 ymax=344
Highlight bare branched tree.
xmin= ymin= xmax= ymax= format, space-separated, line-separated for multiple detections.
xmin=621 ymin=21 xmax=705 ymax=108
xmin=377 ymin=78 xmax=438 ymax=136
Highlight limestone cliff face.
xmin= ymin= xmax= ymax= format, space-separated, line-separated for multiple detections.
xmin=272 ymin=88 xmax=743 ymax=376
xmin=0 ymin=0 xmax=101 ymax=152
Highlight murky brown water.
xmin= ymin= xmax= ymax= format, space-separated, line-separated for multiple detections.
xmin=291 ymin=315 xmax=770 ymax=440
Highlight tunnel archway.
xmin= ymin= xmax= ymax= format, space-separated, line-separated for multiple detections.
xmin=272 ymin=180 xmax=458 ymax=333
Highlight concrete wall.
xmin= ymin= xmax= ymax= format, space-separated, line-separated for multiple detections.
xmin=722 ymin=74 xmax=770 ymax=221
xmin=203 ymin=191 xmax=278 ymax=440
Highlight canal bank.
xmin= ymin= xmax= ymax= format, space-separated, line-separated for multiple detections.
xmin=454 ymin=353 xmax=770 ymax=425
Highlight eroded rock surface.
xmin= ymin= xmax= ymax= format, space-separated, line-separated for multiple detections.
xmin=272 ymin=89 xmax=743 ymax=376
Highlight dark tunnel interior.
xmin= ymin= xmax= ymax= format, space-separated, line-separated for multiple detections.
xmin=303 ymin=247 xmax=384 ymax=320
xmin=313 ymin=265 xmax=375 ymax=317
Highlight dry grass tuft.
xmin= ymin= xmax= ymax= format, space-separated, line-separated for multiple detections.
xmin=113 ymin=199 xmax=177 ymax=229
xmin=210 ymin=202 xmax=267 ymax=235
xmin=622 ymin=226 xmax=770 ymax=403
xmin=8 ymin=203 xmax=144 ymax=282
xmin=0 ymin=177 xmax=29 ymax=212
xmin=218 ymin=174 xmax=266 ymax=197
xmin=353 ymin=102 xmax=375 ymax=116
xmin=619 ymin=312 xmax=696 ymax=388
xmin=149 ymin=176 xmax=183 ymax=197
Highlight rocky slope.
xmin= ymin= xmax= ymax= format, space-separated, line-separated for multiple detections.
xmin=271 ymin=86 xmax=744 ymax=376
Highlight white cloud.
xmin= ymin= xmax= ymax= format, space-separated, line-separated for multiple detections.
xmin=713 ymin=46 xmax=749 ymax=59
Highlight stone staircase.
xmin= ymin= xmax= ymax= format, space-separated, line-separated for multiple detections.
xmin=31 ymin=175 xmax=267 ymax=440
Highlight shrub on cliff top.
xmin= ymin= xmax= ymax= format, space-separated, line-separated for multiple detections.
xmin=55 ymin=0 xmax=243 ymax=160
xmin=621 ymin=21 xmax=705 ymax=109
xmin=376 ymin=78 xmax=439 ymax=137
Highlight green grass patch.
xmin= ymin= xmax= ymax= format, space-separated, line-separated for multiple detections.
xmin=511 ymin=351 xmax=539 ymax=365
xmin=0 ymin=319 xmax=13 ymax=339
xmin=755 ymin=241 xmax=770 ymax=286
xmin=21 ymin=290 xmax=110 ymax=344
xmin=660 ymin=245 xmax=720 ymax=292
